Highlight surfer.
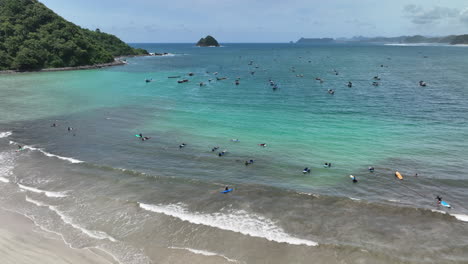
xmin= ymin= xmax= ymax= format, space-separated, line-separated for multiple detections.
xmin=51 ymin=123 xmax=56 ymax=127
xmin=303 ymin=167 xmax=311 ymax=174
xmin=245 ymin=160 xmax=254 ymax=166
xmin=218 ymin=150 xmax=227 ymax=157
xmin=179 ymin=143 xmax=186 ymax=149
xmin=347 ymin=81 xmax=352 ymax=87
xmin=142 ymin=137 xmax=150 ymax=141
xmin=67 ymin=127 xmax=73 ymax=131
xmin=211 ymin=146 xmax=219 ymax=152
xmin=225 ymin=186 xmax=229 ymax=191
xmin=259 ymin=143 xmax=267 ymax=147
xmin=350 ymin=175 xmax=358 ymax=183
xmin=436 ymin=196 xmax=442 ymax=205
xmin=368 ymin=167 xmax=375 ymax=172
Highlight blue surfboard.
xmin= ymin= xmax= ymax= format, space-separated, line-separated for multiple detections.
xmin=441 ymin=201 xmax=451 ymax=208
xmin=221 ymin=188 xmax=233 ymax=193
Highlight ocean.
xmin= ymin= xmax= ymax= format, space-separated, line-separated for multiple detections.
xmin=0 ymin=43 xmax=467 ymax=263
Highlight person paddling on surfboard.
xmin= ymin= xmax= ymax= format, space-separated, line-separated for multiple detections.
xmin=350 ymin=175 xmax=358 ymax=183
xmin=436 ymin=196 xmax=442 ymax=205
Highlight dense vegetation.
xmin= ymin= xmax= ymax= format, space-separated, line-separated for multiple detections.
xmin=196 ymin=35 xmax=220 ymax=47
xmin=451 ymin=34 xmax=468 ymax=44
xmin=0 ymin=0 xmax=147 ymax=71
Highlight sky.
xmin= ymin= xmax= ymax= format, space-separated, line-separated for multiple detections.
xmin=40 ymin=0 xmax=468 ymax=43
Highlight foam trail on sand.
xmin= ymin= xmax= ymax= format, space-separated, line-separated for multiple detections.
xmin=139 ymin=202 xmax=317 ymax=246
xmin=169 ymin=247 xmax=239 ymax=263
xmin=25 ymin=196 xmax=117 ymax=242
xmin=18 ymin=184 xmax=68 ymax=198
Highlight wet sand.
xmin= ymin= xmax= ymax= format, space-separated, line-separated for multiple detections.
xmin=0 ymin=208 xmax=117 ymax=264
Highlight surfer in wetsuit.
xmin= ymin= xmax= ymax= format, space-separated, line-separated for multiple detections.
xmin=350 ymin=175 xmax=358 ymax=183
xmin=225 ymin=186 xmax=229 ymax=191
xmin=436 ymin=196 xmax=442 ymax=205
xmin=369 ymin=167 xmax=375 ymax=172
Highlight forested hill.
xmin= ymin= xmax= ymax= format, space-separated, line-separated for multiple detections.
xmin=0 ymin=0 xmax=148 ymax=71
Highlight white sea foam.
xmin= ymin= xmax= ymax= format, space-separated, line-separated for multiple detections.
xmin=25 ymin=196 xmax=117 ymax=242
xmin=450 ymin=214 xmax=468 ymax=222
xmin=0 ymin=151 xmax=15 ymax=183
xmin=430 ymin=209 xmax=468 ymax=222
xmin=169 ymin=247 xmax=239 ymax=263
xmin=0 ymin=177 xmax=10 ymax=183
xmin=139 ymin=202 xmax=317 ymax=246
xmin=349 ymin=197 xmax=361 ymax=201
xmin=18 ymin=183 xmax=68 ymax=198
xmin=9 ymin=141 xmax=83 ymax=164
xmin=0 ymin=131 xmax=12 ymax=138
xmin=384 ymin=43 xmax=448 ymax=47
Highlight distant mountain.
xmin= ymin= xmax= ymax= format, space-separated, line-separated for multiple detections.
xmin=451 ymin=34 xmax=468 ymax=44
xmin=196 ymin=35 xmax=220 ymax=47
xmin=0 ymin=0 xmax=148 ymax=71
xmin=344 ymin=35 xmax=457 ymax=44
xmin=296 ymin=37 xmax=335 ymax=44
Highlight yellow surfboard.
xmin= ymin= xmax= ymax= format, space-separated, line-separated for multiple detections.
xmin=395 ymin=171 xmax=403 ymax=180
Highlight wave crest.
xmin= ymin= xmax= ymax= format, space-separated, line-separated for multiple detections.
xmin=139 ymin=202 xmax=317 ymax=246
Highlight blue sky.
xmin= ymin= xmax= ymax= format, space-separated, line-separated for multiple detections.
xmin=40 ymin=0 xmax=468 ymax=43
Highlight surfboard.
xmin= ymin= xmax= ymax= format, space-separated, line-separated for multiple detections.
xmin=441 ymin=201 xmax=451 ymax=208
xmin=395 ymin=171 xmax=403 ymax=180
xmin=221 ymin=188 xmax=233 ymax=193
xmin=135 ymin=135 xmax=141 ymax=137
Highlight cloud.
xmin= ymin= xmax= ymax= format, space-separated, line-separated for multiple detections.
xmin=404 ymin=5 xmax=460 ymax=25
xmin=404 ymin=4 xmax=422 ymax=14
xmin=460 ymin=8 xmax=468 ymax=25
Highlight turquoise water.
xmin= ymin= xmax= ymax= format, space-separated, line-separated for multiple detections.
xmin=0 ymin=43 xmax=467 ymax=263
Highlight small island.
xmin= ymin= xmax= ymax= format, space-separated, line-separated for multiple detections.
xmin=196 ymin=35 xmax=220 ymax=47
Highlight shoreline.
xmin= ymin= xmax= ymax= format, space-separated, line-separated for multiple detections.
xmin=0 ymin=59 xmax=126 ymax=75
xmin=0 ymin=207 xmax=118 ymax=264
xmin=0 ymin=53 xmax=168 ymax=75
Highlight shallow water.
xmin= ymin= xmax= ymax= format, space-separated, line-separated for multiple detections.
xmin=0 ymin=43 xmax=467 ymax=263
